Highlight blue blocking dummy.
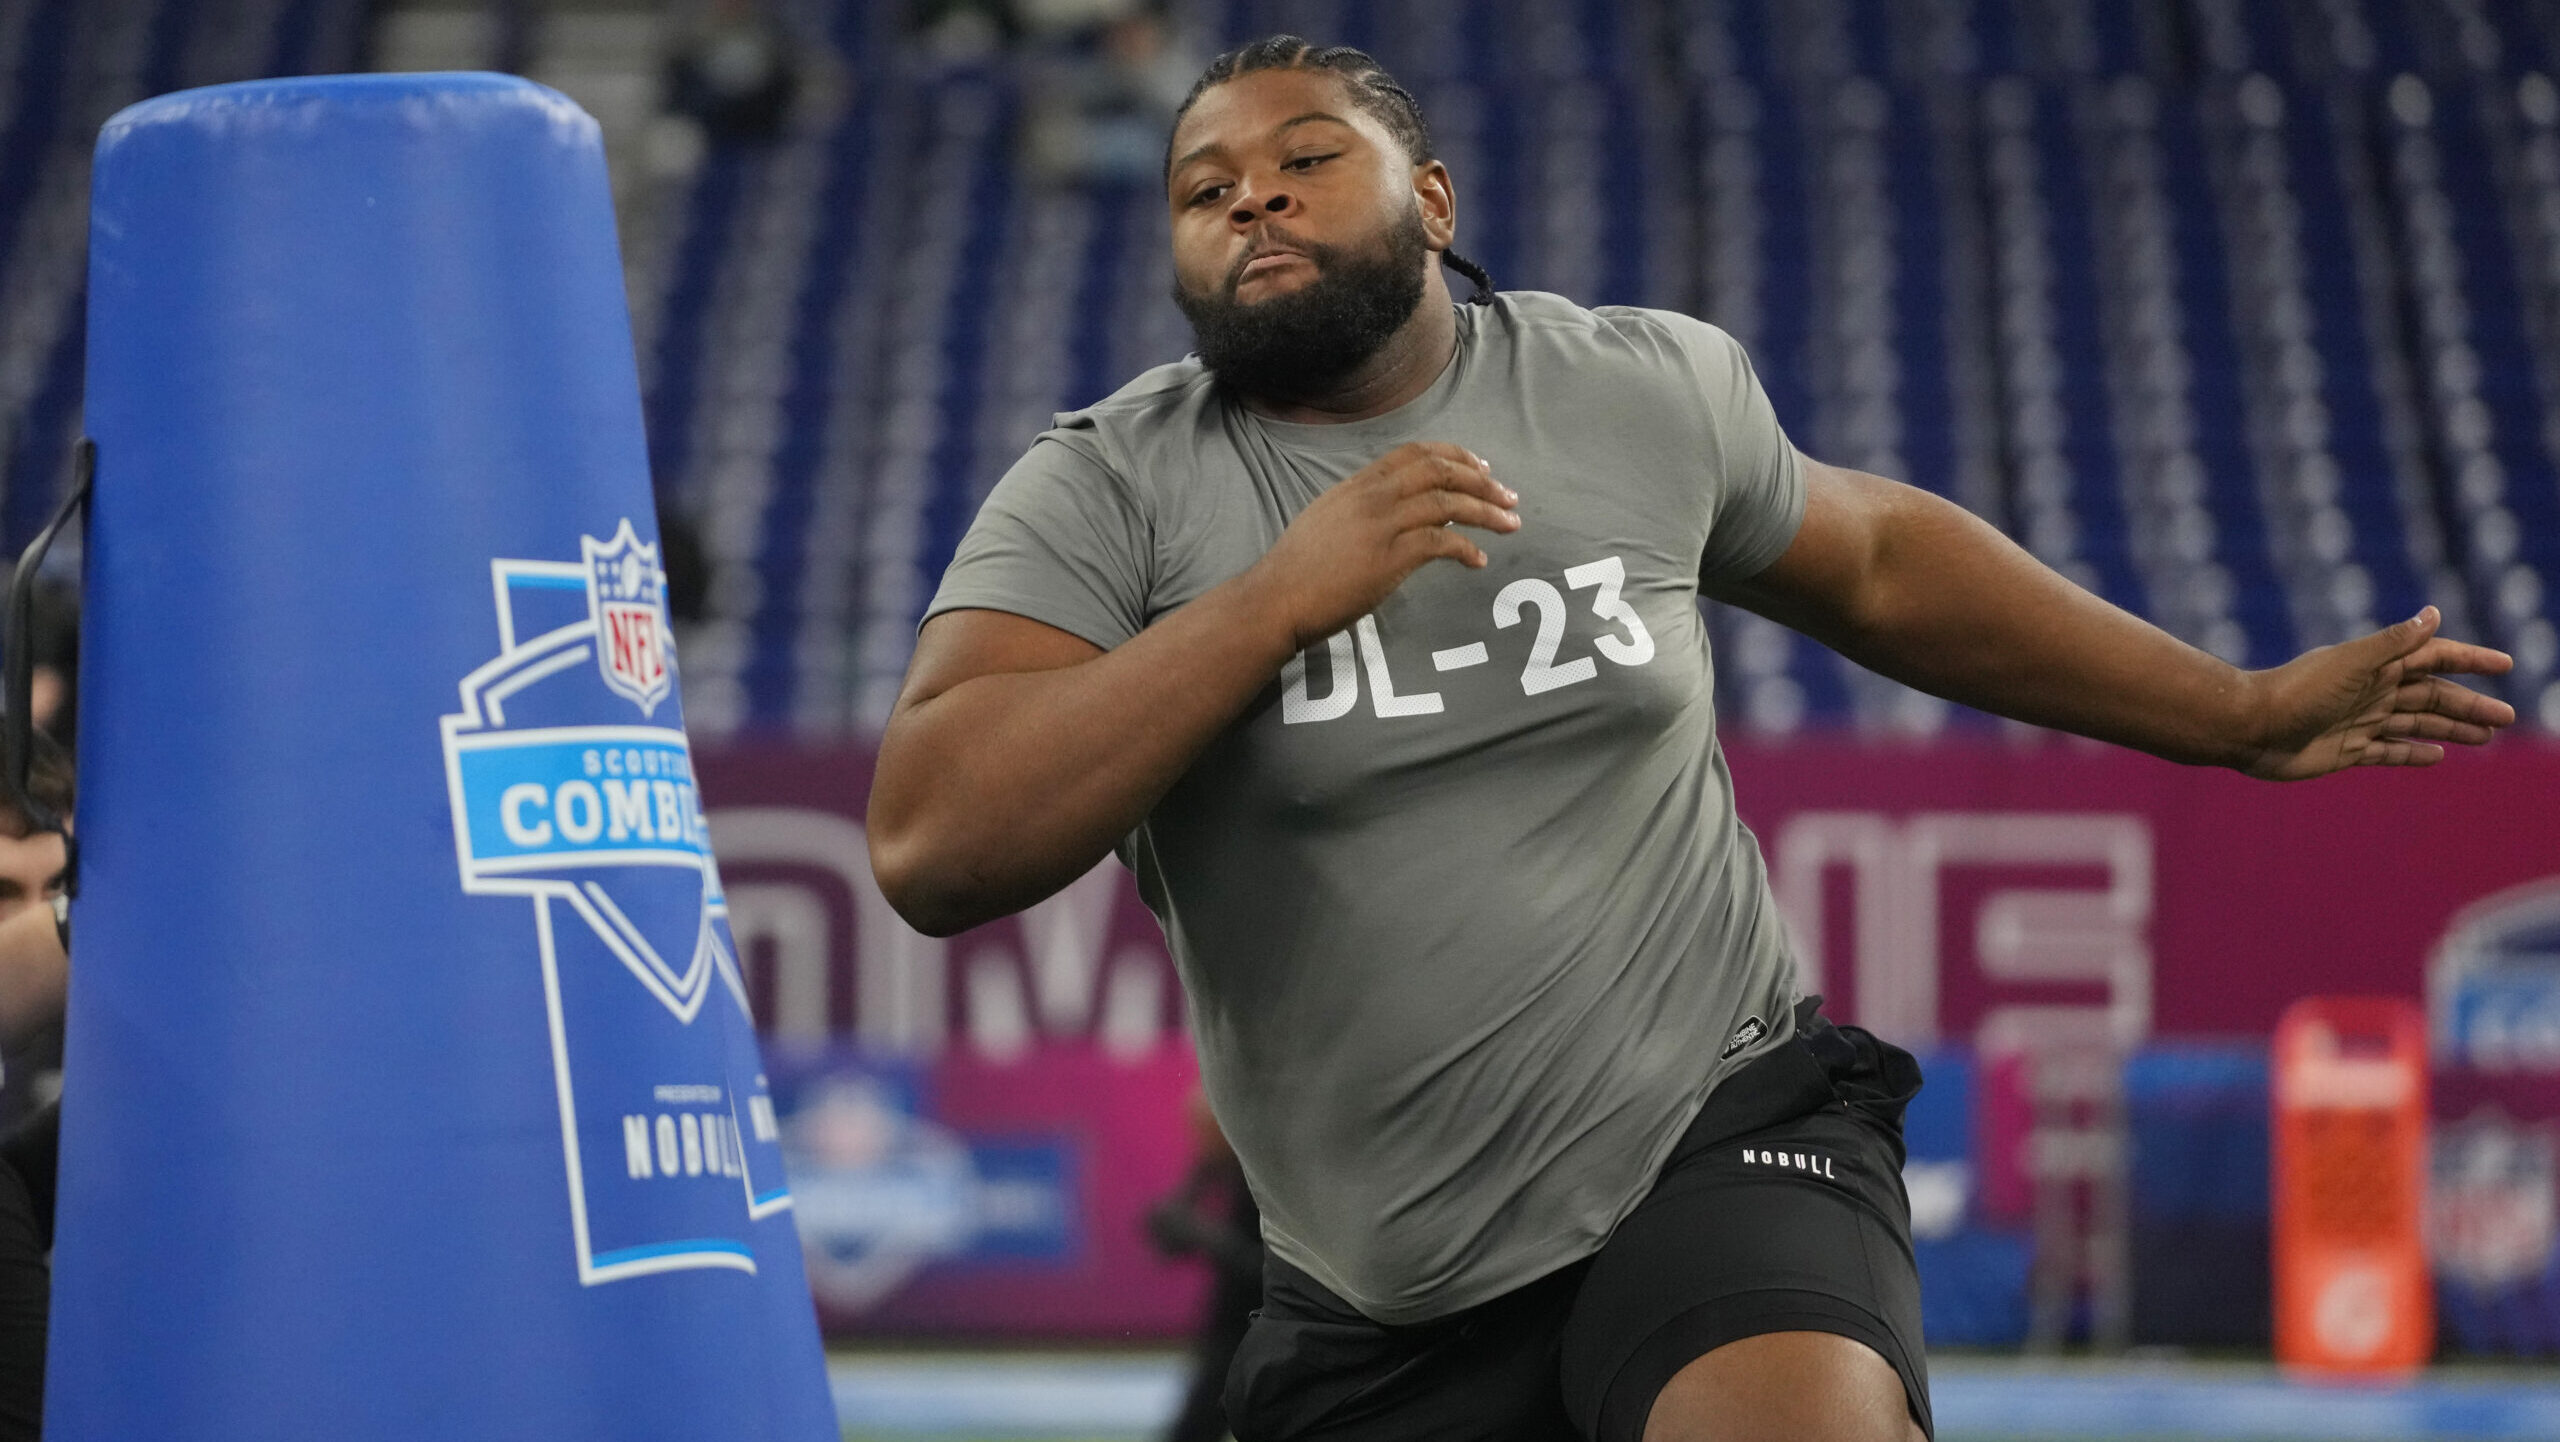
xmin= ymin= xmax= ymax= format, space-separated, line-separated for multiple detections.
xmin=59 ymin=75 xmax=835 ymax=1439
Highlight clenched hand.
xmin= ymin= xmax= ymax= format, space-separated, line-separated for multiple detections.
xmin=1240 ymin=441 xmax=1521 ymax=653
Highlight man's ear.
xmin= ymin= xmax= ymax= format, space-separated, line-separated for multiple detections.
xmin=1414 ymin=160 xmax=1456 ymax=250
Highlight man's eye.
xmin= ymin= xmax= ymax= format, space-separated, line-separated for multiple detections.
xmin=1189 ymin=184 xmax=1227 ymax=207
xmin=1285 ymin=153 xmax=1337 ymax=170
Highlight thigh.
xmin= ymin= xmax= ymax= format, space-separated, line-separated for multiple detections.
xmin=1558 ymin=1028 xmax=1931 ymax=1442
xmin=1224 ymin=1256 xmax=1581 ymax=1442
xmin=1643 ymin=1331 xmax=1922 ymax=1442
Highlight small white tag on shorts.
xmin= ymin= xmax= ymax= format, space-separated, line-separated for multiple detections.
xmin=1739 ymin=1147 xmax=1838 ymax=1179
xmin=1719 ymin=1015 xmax=1766 ymax=1060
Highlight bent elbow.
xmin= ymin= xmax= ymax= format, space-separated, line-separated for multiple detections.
xmin=866 ymin=827 xmax=980 ymax=938
xmin=897 ymin=901 xmax=978 ymax=940
xmin=899 ymin=895 xmax=980 ymax=940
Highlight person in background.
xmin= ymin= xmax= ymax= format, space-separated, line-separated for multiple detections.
xmin=0 ymin=731 xmax=72 ymax=1442
xmin=666 ymin=0 xmax=799 ymax=144
xmin=19 ymin=583 xmax=73 ymax=750
xmin=1022 ymin=6 xmax=1197 ymax=186
xmin=1146 ymin=1088 xmax=1263 ymax=1442
xmin=658 ymin=504 xmax=710 ymax=628
xmin=911 ymin=0 xmax=1015 ymax=64
xmin=0 ymin=582 xmax=77 ymax=1159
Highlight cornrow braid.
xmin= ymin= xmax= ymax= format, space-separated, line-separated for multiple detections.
xmin=1441 ymin=250 xmax=1493 ymax=303
xmin=1167 ymin=34 xmax=1495 ymax=305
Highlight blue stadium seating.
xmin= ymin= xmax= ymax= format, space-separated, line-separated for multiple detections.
xmin=0 ymin=0 xmax=371 ymax=556
xmin=614 ymin=0 xmax=2560 ymax=736
xmin=8 ymin=0 xmax=2560 ymax=738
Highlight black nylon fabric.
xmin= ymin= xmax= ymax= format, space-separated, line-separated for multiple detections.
xmin=1221 ymin=999 xmax=1931 ymax=1442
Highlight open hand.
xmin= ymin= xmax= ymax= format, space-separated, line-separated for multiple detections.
xmin=2240 ymin=607 xmax=2518 ymax=779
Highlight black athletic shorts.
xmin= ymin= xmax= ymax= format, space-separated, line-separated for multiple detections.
xmin=1223 ymin=998 xmax=1929 ymax=1442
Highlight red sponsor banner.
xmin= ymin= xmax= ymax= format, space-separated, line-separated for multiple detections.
xmin=696 ymin=737 xmax=2560 ymax=1336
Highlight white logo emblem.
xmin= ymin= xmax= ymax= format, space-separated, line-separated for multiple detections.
xmin=2432 ymin=1113 xmax=2557 ymax=1290
xmin=440 ymin=522 xmax=786 ymax=1287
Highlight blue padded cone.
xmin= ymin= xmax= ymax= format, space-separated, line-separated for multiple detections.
xmin=55 ymin=73 xmax=834 ymax=1440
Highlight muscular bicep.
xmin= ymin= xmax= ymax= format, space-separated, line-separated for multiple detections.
xmin=1702 ymin=451 xmax=1898 ymax=641
xmin=895 ymin=607 xmax=1108 ymax=716
xmin=1706 ymin=448 xmax=2104 ymax=671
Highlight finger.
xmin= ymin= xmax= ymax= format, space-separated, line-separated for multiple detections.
xmin=1438 ymin=461 xmax=1521 ymax=512
xmin=2347 ymin=607 xmax=2442 ymax=670
xmin=2376 ymin=711 xmax=2500 ymax=746
xmin=1394 ymin=489 xmax=1522 ymax=535
xmin=1383 ymin=452 xmax=1466 ymax=492
xmin=2398 ymin=675 xmax=2518 ymax=728
xmin=1394 ymin=454 xmax=1518 ymax=510
xmin=1385 ymin=443 xmax=1496 ymax=492
xmin=1393 ymin=525 xmax=1488 ymax=570
xmin=1391 ymin=440 xmax=1487 ymax=473
xmin=2400 ymin=635 xmax=2517 ymax=679
xmin=2359 ymin=737 xmax=2445 ymax=767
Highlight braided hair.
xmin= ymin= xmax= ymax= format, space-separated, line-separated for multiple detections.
xmin=1167 ymin=35 xmax=1495 ymax=305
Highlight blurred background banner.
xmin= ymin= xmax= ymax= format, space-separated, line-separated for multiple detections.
xmin=699 ymin=744 xmax=1206 ymax=1337
xmin=697 ymin=737 xmax=2560 ymax=1350
xmin=766 ymin=1043 xmax=1203 ymax=1333
xmin=1722 ymin=738 xmax=2560 ymax=1042
xmin=698 ymin=737 xmax=2560 ymax=1059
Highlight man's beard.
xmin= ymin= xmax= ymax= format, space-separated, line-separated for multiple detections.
xmin=1173 ymin=207 xmax=1430 ymax=400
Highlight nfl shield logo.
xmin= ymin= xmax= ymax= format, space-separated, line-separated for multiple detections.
xmin=583 ymin=520 xmax=672 ymax=715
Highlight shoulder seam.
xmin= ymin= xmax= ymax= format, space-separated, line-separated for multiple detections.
xmin=1063 ymin=358 xmax=1211 ymax=423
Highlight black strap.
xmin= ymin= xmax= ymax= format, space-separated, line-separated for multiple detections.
xmin=2 ymin=437 xmax=90 ymax=895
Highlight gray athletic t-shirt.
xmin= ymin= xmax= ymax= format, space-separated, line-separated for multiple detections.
xmin=925 ymin=291 xmax=1808 ymax=1324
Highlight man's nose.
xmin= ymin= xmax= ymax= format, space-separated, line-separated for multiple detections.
xmin=1228 ymin=184 xmax=1294 ymax=227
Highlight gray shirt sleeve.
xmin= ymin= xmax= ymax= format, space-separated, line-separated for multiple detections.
xmin=1673 ymin=317 xmax=1808 ymax=583
xmin=922 ymin=431 xmax=1154 ymax=650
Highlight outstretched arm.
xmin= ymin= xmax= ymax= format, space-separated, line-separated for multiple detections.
xmin=1706 ymin=455 xmax=2517 ymax=777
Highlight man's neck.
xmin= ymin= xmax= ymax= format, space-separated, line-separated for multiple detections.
xmin=1238 ymin=269 xmax=1460 ymax=425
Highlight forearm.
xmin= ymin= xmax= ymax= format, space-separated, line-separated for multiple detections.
xmin=1727 ymin=472 xmax=2261 ymax=766
xmin=869 ymin=575 xmax=1298 ymax=933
